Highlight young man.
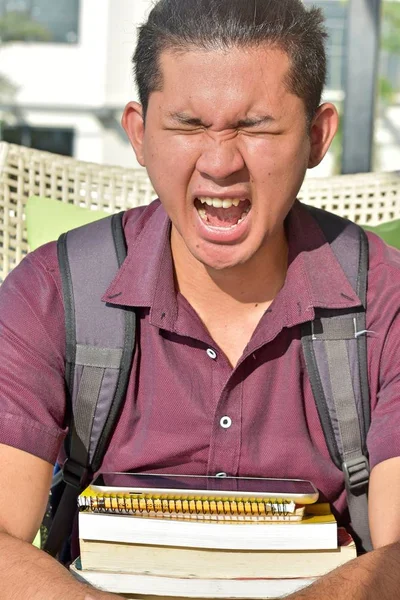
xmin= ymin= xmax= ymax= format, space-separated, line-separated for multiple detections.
xmin=1 ymin=0 xmax=400 ymax=598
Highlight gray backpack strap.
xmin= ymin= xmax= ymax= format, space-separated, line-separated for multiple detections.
xmin=301 ymin=206 xmax=372 ymax=552
xmin=45 ymin=212 xmax=136 ymax=558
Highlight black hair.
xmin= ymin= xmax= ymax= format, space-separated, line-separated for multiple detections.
xmin=133 ymin=0 xmax=327 ymax=123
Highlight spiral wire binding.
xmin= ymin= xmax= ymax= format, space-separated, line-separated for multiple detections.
xmin=79 ymin=495 xmax=297 ymax=520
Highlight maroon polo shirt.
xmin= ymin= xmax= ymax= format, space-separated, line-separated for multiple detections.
xmin=1 ymin=199 xmax=400 ymax=528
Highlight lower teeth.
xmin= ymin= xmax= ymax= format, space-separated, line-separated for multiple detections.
xmin=197 ymin=209 xmax=249 ymax=228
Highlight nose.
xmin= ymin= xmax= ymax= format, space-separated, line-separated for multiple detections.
xmin=196 ymin=136 xmax=246 ymax=182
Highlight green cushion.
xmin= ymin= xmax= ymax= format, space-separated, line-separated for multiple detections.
xmin=26 ymin=196 xmax=400 ymax=252
xmin=26 ymin=196 xmax=109 ymax=251
xmin=363 ymin=219 xmax=400 ymax=249
xmin=33 ymin=530 xmax=41 ymax=549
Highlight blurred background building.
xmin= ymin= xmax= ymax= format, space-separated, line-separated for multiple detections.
xmin=0 ymin=0 xmax=399 ymax=175
xmin=0 ymin=0 xmax=150 ymax=167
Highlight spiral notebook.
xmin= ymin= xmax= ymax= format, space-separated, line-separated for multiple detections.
xmin=78 ymin=473 xmax=319 ymax=522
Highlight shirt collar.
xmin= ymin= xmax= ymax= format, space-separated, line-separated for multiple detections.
xmin=103 ymin=201 xmax=178 ymax=329
xmin=103 ymin=199 xmax=362 ymax=332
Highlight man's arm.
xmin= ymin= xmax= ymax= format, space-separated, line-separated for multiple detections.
xmin=368 ymin=456 xmax=400 ymax=547
xmin=0 ymin=444 xmax=122 ymax=600
xmin=286 ymin=457 xmax=400 ymax=599
xmin=284 ymin=541 xmax=400 ymax=600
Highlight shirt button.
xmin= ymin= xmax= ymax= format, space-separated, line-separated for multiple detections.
xmin=220 ymin=416 xmax=232 ymax=429
xmin=216 ymin=472 xmax=227 ymax=478
xmin=207 ymin=348 xmax=217 ymax=360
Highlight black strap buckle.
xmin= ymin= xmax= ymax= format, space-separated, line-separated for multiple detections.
xmin=343 ymin=455 xmax=370 ymax=493
xmin=62 ymin=458 xmax=90 ymax=489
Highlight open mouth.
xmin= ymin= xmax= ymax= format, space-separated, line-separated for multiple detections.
xmin=194 ymin=197 xmax=251 ymax=229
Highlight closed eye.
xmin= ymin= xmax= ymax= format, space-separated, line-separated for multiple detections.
xmin=165 ymin=113 xmax=209 ymax=133
xmin=164 ymin=126 xmax=205 ymax=134
xmin=239 ymin=128 xmax=280 ymax=136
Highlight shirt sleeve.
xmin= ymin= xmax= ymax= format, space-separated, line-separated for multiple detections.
xmin=366 ymin=238 xmax=400 ymax=469
xmin=367 ymin=312 xmax=400 ymax=469
xmin=0 ymin=244 xmax=67 ymax=464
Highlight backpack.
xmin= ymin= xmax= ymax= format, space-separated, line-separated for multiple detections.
xmin=44 ymin=205 xmax=372 ymax=558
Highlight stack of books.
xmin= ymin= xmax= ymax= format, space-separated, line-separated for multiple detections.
xmin=70 ymin=473 xmax=357 ymax=599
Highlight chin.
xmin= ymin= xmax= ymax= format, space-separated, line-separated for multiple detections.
xmin=193 ymin=246 xmax=253 ymax=272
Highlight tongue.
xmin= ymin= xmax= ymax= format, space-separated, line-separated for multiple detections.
xmin=204 ymin=204 xmax=247 ymax=228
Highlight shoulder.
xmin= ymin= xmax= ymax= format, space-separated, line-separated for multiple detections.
xmin=62 ymin=200 xmax=163 ymax=252
xmin=0 ymin=201 xmax=165 ymax=323
xmin=8 ymin=201 xmax=162 ymax=287
xmin=365 ymin=230 xmax=400 ymax=317
xmin=122 ymin=199 xmax=163 ymax=247
xmin=363 ymin=230 xmax=400 ymax=377
xmin=366 ymin=229 xmax=400 ymax=272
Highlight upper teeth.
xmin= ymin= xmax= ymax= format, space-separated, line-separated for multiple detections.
xmin=198 ymin=197 xmax=246 ymax=209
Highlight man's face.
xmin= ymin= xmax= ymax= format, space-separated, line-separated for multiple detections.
xmin=124 ymin=45 xmax=336 ymax=271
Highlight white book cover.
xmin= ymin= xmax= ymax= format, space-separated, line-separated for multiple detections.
xmin=70 ymin=561 xmax=316 ymax=599
xmin=79 ymin=510 xmax=337 ymax=551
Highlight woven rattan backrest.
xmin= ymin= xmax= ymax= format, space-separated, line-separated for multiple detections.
xmin=0 ymin=143 xmax=156 ymax=282
xmin=299 ymin=171 xmax=400 ymax=225
xmin=1 ymin=141 xmax=400 ymax=282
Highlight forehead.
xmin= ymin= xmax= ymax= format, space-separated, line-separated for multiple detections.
xmin=154 ymin=45 xmax=298 ymax=123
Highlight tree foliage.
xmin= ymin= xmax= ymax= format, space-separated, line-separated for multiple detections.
xmin=0 ymin=10 xmax=52 ymax=43
xmin=381 ymin=1 xmax=400 ymax=55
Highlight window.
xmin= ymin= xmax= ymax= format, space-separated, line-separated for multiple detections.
xmin=0 ymin=0 xmax=80 ymax=43
xmin=304 ymin=0 xmax=348 ymax=93
xmin=1 ymin=126 xmax=74 ymax=156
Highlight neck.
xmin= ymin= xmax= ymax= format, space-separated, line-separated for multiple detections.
xmin=171 ymin=228 xmax=289 ymax=313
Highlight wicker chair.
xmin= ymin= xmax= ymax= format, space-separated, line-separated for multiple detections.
xmin=1 ymin=141 xmax=400 ymax=283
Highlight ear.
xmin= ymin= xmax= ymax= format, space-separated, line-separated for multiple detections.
xmin=308 ymin=103 xmax=339 ymax=169
xmin=121 ymin=101 xmax=146 ymax=167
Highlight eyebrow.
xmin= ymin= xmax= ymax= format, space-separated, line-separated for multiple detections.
xmin=167 ymin=112 xmax=275 ymax=129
